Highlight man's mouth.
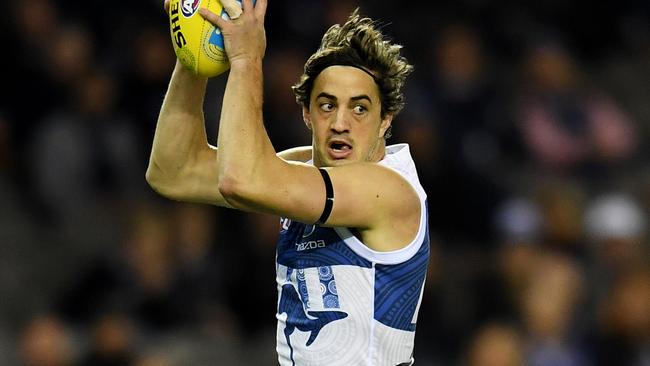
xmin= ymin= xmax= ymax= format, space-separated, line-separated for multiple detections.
xmin=327 ymin=140 xmax=353 ymax=159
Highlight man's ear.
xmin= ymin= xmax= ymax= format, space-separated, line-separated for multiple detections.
xmin=379 ymin=114 xmax=393 ymax=137
xmin=302 ymin=106 xmax=312 ymax=130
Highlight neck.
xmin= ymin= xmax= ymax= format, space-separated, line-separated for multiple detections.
xmin=367 ymin=138 xmax=387 ymax=162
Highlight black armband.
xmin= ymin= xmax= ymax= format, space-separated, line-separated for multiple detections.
xmin=316 ymin=168 xmax=334 ymax=225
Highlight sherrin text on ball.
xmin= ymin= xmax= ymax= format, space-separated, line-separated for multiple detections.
xmin=169 ymin=0 xmax=234 ymax=77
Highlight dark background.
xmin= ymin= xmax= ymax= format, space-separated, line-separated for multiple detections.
xmin=1 ymin=0 xmax=649 ymax=365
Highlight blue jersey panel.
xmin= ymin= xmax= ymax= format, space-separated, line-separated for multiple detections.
xmin=277 ymin=221 xmax=372 ymax=269
xmin=374 ymin=208 xmax=430 ymax=331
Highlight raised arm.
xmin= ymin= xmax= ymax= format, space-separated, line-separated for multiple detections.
xmin=145 ymin=61 xmax=228 ymax=205
xmin=145 ymin=59 xmax=311 ymax=206
xmin=200 ymin=1 xmax=421 ymax=250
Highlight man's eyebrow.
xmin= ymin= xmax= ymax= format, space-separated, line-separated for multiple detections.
xmin=350 ymin=95 xmax=372 ymax=104
xmin=316 ymin=93 xmax=373 ymax=104
xmin=316 ymin=92 xmax=337 ymax=101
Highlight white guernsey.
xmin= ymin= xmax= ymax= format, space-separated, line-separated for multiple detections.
xmin=276 ymin=145 xmax=429 ymax=366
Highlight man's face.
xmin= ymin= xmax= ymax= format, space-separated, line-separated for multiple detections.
xmin=303 ymin=65 xmax=392 ymax=167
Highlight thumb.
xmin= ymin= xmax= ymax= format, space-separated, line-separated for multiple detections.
xmin=220 ymin=0 xmax=243 ymax=19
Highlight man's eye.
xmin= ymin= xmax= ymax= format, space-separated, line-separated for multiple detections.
xmin=353 ymin=105 xmax=367 ymax=114
xmin=320 ymin=103 xmax=334 ymax=112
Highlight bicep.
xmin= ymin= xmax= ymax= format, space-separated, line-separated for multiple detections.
xmin=230 ymin=160 xmax=419 ymax=230
xmin=323 ymin=164 xmax=420 ymax=229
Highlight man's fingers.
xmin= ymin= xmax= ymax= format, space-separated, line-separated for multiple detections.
xmin=241 ymin=0 xmax=254 ymax=12
xmin=164 ymin=0 xmax=170 ymax=13
xmin=221 ymin=0 xmax=243 ymax=19
xmin=254 ymin=0 xmax=267 ymax=21
xmin=199 ymin=8 xmax=228 ymax=28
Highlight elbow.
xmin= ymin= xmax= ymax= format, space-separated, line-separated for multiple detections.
xmin=218 ymin=158 xmax=281 ymax=207
xmin=145 ymin=165 xmax=162 ymax=192
xmin=217 ymin=173 xmax=241 ymax=202
xmin=145 ymin=161 xmax=180 ymax=200
xmin=145 ymin=164 xmax=168 ymax=197
xmin=217 ymin=172 xmax=252 ymax=207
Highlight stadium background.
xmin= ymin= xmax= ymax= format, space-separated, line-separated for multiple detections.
xmin=0 ymin=0 xmax=649 ymax=364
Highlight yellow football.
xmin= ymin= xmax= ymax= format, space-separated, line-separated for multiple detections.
xmin=168 ymin=0 xmax=231 ymax=77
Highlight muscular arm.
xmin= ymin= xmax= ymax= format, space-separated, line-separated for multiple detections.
xmin=153 ymin=0 xmax=420 ymax=251
xmin=146 ymin=61 xmax=229 ymax=205
xmin=204 ymin=3 xmax=420 ymax=250
xmin=209 ymin=3 xmax=328 ymax=222
xmin=146 ymin=60 xmax=311 ymax=206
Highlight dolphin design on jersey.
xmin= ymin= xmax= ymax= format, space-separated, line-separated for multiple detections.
xmin=278 ymin=282 xmax=348 ymax=364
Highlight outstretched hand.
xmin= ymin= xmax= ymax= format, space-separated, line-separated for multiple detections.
xmin=199 ymin=0 xmax=268 ymax=66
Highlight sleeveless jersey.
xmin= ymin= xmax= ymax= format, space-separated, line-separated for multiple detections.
xmin=275 ymin=144 xmax=430 ymax=366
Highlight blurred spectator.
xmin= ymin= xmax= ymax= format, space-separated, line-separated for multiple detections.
xmin=77 ymin=312 xmax=136 ymax=366
xmin=169 ymin=203 xmax=237 ymax=336
xmin=18 ymin=315 xmax=74 ymax=366
xmin=425 ymin=21 xmax=509 ymax=244
xmin=56 ymin=203 xmax=178 ymax=330
xmin=28 ymin=66 xmax=141 ymax=234
xmin=581 ymin=192 xmax=649 ymax=366
xmin=467 ymin=322 xmax=525 ymax=366
xmin=121 ymin=26 xmax=175 ymax=156
xmin=5 ymin=0 xmax=64 ymax=174
xmin=494 ymin=196 xmax=544 ymax=318
xmin=593 ymin=267 xmax=650 ymax=366
xmin=520 ymin=253 xmax=587 ymax=366
xmin=494 ymin=196 xmax=543 ymax=245
xmin=535 ymin=180 xmax=586 ymax=254
xmin=584 ymin=192 xmax=647 ymax=274
xmin=46 ymin=25 xmax=94 ymax=89
xmin=516 ymin=39 xmax=638 ymax=179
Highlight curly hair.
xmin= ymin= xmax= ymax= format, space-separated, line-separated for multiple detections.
xmin=292 ymin=9 xmax=414 ymax=133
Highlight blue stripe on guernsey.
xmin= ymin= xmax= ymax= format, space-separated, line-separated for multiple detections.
xmin=296 ymin=268 xmax=310 ymax=309
xmin=277 ymin=223 xmax=372 ymax=269
xmin=318 ymin=266 xmax=340 ymax=309
xmin=374 ymin=224 xmax=430 ymax=331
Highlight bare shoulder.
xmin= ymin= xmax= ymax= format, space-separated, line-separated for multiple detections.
xmin=278 ymin=146 xmax=312 ymax=163
xmin=325 ymin=162 xmax=421 ymax=251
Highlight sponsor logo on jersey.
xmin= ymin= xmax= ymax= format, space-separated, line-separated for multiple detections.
xmin=295 ymin=239 xmax=326 ymax=251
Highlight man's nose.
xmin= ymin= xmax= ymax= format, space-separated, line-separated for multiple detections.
xmin=330 ymin=110 xmax=351 ymax=133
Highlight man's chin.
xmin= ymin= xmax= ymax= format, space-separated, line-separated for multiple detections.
xmin=321 ymin=156 xmax=355 ymax=167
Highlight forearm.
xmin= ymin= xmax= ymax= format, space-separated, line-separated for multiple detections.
xmin=216 ymin=59 xmax=278 ymax=191
xmin=146 ymin=61 xmax=217 ymax=200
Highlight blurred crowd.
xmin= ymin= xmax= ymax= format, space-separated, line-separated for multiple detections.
xmin=1 ymin=0 xmax=649 ymax=365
